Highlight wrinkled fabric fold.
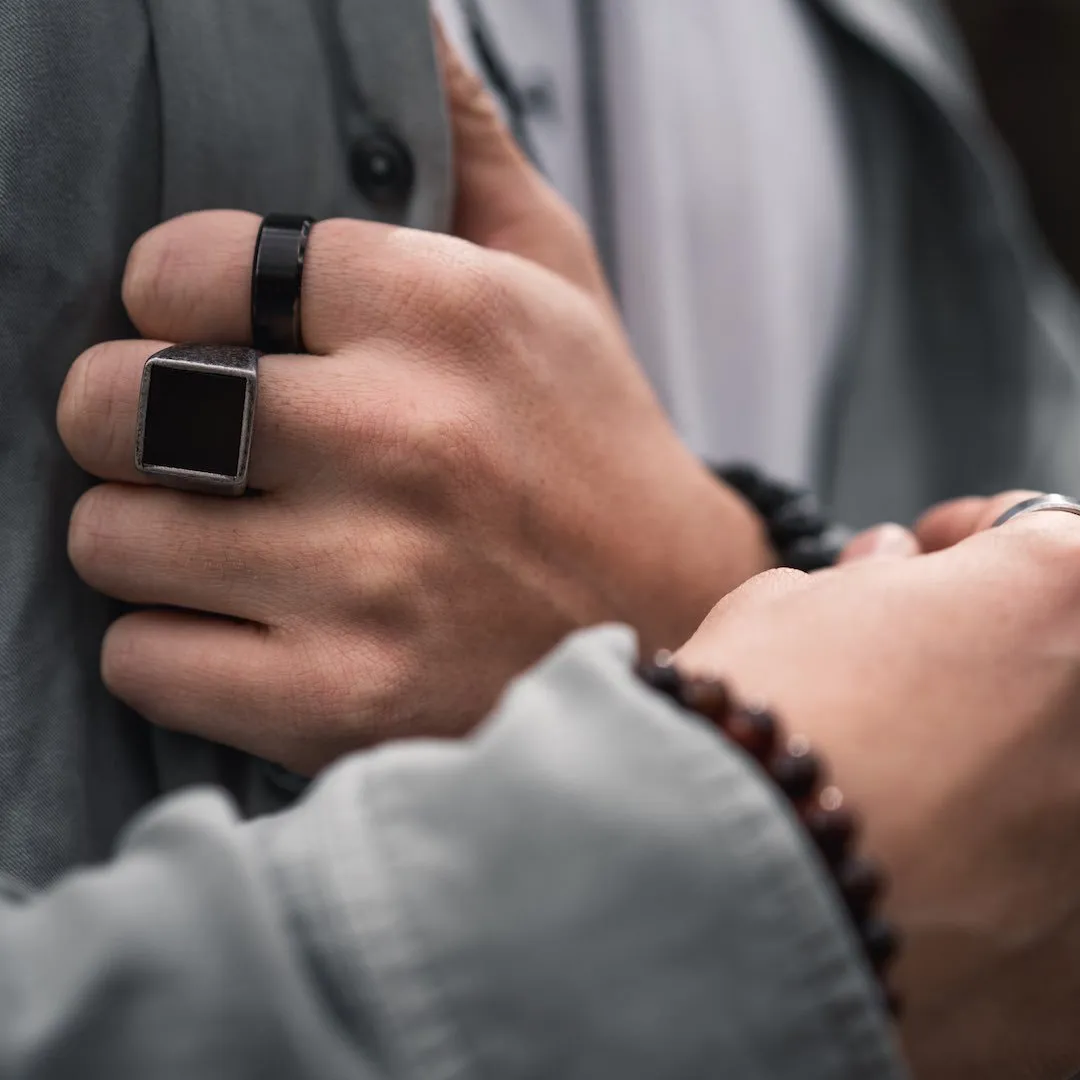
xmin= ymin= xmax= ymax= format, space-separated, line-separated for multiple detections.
xmin=0 ymin=627 xmax=906 ymax=1078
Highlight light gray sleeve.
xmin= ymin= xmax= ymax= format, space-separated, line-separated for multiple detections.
xmin=0 ymin=627 xmax=907 ymax=1080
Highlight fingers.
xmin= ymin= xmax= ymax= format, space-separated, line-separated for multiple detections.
xmin=916 ymin=491 xmax=1041 ymax=551
xmin=57 ymin=338 xmax=354 ymax=492
xmin=68 ymin=484 xmax=308 ymax=624
xmin=839 ymin=523 xmax=921 ymax=563
xmin=122 ymin=210 xmax=451 ymax=355
xmin=101 ymin=611 xmax=305 ymax=768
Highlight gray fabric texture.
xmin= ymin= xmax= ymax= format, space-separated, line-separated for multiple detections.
xmin=810 ymin=0 xmax=1080 ymax=525
xmin=0 ymin=0 xmax=451 ymax=887
xmin=0 ymin=627 xmax=907 ymax=1079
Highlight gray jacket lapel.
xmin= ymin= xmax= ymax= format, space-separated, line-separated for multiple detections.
xmin=806 ymin=0 xmax=1080 ymax=523
xmin=814 ymin=0 xmax=980 ymax=118
xmin=143 ymin=0 xmax=453 ymax=230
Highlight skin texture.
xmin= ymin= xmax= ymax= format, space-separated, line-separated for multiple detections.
xmin=57 ymin=39 xmax=772 ymax=775
xmin=679 ymin=498 xmax=1080 ymax=1080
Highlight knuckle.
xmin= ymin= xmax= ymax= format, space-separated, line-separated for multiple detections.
xmin=297 ymin=369 xmax=365 ymax=456
xmin=413 ymin=243 xmax=515 ymax=353
xmin=321 ymin=223 xmax=518 ymax=360
xmin=310 ymin=218 xmax=410 ymax=327
xmin=298 ymin=636 xmax=422 ymax=748
xmin=996 ymin=516 xmax=1080 ymax=604
xmin=409 ymin=391 xmax=489 ymax=474
xmin=452 ymin=253 xmax=515 ymax=329
xmin=1026 ymin=516 xmax=1080 ymax=568
xmin=280 ymin=635 xmax=373 ymax=741
xmin=366 ymin=391 xmax=494 ymax=510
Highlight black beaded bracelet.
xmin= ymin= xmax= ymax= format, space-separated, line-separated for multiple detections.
xmin=638 ymin=651 xmax=902 ymax=1016
xmin=713 ymin=463 xmax=851 ymax=572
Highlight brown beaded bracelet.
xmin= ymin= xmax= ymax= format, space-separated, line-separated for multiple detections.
xmin=638 ymin=651 xmax=902 ymax=1017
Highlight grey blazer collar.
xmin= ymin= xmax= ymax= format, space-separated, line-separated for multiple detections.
xmin=813 ymin=0 xmax=981 ymax=120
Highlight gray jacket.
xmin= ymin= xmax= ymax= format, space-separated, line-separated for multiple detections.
xmin=0 ymin=627 xmax=903 ymax=1078
xmin=813 ymin=0 xmax=1080 ymax=525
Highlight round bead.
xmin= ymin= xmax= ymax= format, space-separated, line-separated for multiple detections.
xmin=770 ymin=494 xmax=829 ymax=546
xmin=681 ymin=678 xmax=731 ymax=725
xmin=638 ymin=660 xmax=685 ymax=704
xmin=770 ymin=750 xmax=821 ymax=801
xmin=717 ymin=465 xmax=785 ymax=512
xmin=838 ymin=856 xmax=886 ymax=921
xmin=819 ymin=785 xmax=845 ymax=812
xmin=727 ymin=707 xmax=778 ymax=760
xmin=804 ymin=806 xmax=857 ymax=864
xmin=861 ymin=917 xmax=901 ymax=972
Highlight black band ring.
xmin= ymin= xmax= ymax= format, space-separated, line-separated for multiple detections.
xmin=251 ymin=214 xmax=315 ymax=353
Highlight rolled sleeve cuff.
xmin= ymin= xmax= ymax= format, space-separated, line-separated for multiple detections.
xmin=256 ymin=626 xmax=909 ymax=1080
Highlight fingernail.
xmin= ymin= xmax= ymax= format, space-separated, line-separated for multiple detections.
xmin=845 ymin=524 xmax=920 ymax=561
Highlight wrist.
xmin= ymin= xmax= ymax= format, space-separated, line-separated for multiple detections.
xmin=714 ymin=463 xmax=851 ymax=573
xmin=618 ymin=458 xmax=852 ymax=653
xmin=616 ymin=456 xmax=775 ymax=653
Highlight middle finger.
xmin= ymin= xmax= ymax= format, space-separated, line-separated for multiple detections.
xmin=58 ymin=338 xmax=344 ymax=492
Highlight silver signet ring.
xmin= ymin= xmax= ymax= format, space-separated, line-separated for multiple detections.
xmin=135 ymin=345 xmax=260 ymax=497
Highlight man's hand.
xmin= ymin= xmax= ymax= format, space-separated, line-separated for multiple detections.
xmin=678 ymin=509 xmax=1080 ymax=1080
xmin=914 ymin=489 xmax=1041 ymax=550
xmin=56 ymin=40 xmax=770 ymax=775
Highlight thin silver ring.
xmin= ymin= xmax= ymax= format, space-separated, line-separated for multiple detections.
xmin=992 ymin=494 xmax=1080 ymax=528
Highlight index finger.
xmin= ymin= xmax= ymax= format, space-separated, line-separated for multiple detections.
xmin=121 ymin=210 xmax=447 ymax=354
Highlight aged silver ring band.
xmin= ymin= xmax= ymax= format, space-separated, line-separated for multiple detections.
xmin=134 ymin=344 xmax=260 ymax=497
xmin=992 ymin=494 xmax=1080 ymax=528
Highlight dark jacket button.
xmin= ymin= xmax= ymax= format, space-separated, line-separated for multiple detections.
xmin=350 ymin=129 xmax=415 ymax=210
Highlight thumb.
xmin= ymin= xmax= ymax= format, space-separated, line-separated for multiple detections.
xmin=434 ymin=21 xmax=611 ymax=299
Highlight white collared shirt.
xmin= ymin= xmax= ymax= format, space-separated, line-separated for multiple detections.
xmin=436 ymin=0 xmax=854 ymax=484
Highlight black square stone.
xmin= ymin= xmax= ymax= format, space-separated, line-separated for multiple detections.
xmin=141 ymin=364 xmax=249 ymax=478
